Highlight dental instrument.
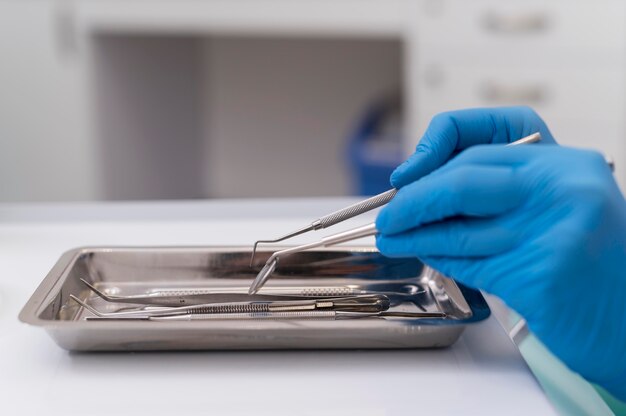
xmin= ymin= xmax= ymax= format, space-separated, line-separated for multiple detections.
xmin=70 ymin=292 xmax=391 ymax=319
xmin=249 ymin=223 xmax=379 ymax=294
xmin=248 ymin=132 xmax=542 ymax=266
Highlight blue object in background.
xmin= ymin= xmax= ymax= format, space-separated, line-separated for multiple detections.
xmin=346 ymin=97 xmax=404 ymax=196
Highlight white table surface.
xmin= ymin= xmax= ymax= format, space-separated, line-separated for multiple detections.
xmin=0 ymin=198 xmax=557 ymax=415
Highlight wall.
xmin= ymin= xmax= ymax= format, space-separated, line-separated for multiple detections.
xmin=0 ymin=0 xmax=96 ymax=202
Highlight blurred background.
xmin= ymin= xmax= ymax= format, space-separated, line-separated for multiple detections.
xmin=1 ymin=0 xmax=624 ymax=202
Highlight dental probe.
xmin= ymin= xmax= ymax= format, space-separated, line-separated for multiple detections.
xmin=249 ymin=223 xmax=378 ymax=294
xmin=249 ymin=132 xmax=542 ymax=266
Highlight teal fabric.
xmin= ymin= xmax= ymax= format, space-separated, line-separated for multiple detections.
xmin=595 ymin=385 xmax=626 ymax=416
xmin=519 ymin=333 xmax=614 ymax=415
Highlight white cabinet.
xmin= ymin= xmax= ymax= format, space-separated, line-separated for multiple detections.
xmin=415 ymin=0 xmax=624 ymax=52
xmin=410 ymin=0 xmax=626 ymax=185
xmin=0 ymin=0 xmax=624 ymax=201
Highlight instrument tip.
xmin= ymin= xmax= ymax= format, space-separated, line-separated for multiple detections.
xmin=248 ymin=257 xmax=277 ymax=295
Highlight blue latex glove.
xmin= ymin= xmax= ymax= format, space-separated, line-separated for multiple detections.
xmin=390 ymin=106 xmax=557 ymax=188
xmin=377 ymin=123 xmax=626 ymax=399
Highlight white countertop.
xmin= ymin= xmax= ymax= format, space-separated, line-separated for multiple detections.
xmin=0 ymin=198 xmax=556 ymax=415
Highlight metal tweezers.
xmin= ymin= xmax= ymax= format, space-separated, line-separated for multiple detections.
xmin=248 ymin=132 xmax=543 ymax=294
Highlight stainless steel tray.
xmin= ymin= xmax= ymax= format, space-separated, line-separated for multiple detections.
xmin=19 ymin=246 xmax=490 ymax=351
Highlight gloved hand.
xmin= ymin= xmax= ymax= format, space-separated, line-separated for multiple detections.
xmin=390 ymin=106 xmax=557 ymax=188
xmin=376 ymin=143 xmax=626 ymax=400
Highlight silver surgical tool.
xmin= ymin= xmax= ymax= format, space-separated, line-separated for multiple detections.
xmin=249 ymin=132 xmax=542 ymax=266
xmin=80 ymin=278 xmax=425 ymax=307
xmin=248 ymin=132 xmax=543 ymax=294
xmin=80 ymin=278 xmax=363 ymax=306
xmin=249 ymin=223 xmax=378 ymax=294
xmin=85 ymin=310 xmax=447 ymax=322
xmin=70 ymin=293 xmax=391 ymax=320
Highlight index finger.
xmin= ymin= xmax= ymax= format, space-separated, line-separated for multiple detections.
xmin=390 ymin=106 xmax=554 ymax=188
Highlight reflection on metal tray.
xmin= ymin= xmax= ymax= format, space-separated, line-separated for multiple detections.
xmin=19 ymin=246 xmax=490 ymax=351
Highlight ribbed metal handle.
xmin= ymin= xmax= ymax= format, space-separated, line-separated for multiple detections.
xmin=315 ymin=188 xmax=397 ymax=229
xmin=188 ymin=303 xmax=271 ymax=314
xmin=298 ymin=287 xmax=354 ymax=297
xmin=165 ymin=311 xmax=338 ymax=321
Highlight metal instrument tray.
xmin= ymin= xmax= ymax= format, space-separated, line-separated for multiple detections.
xmin=19 ymin=246 xmax=490 ymax=351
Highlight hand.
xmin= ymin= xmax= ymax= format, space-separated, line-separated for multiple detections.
xmin=391 ymin=106 xmax=557 ymax=188
xmin=376 ymin=144 xmax=626 ymax=400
